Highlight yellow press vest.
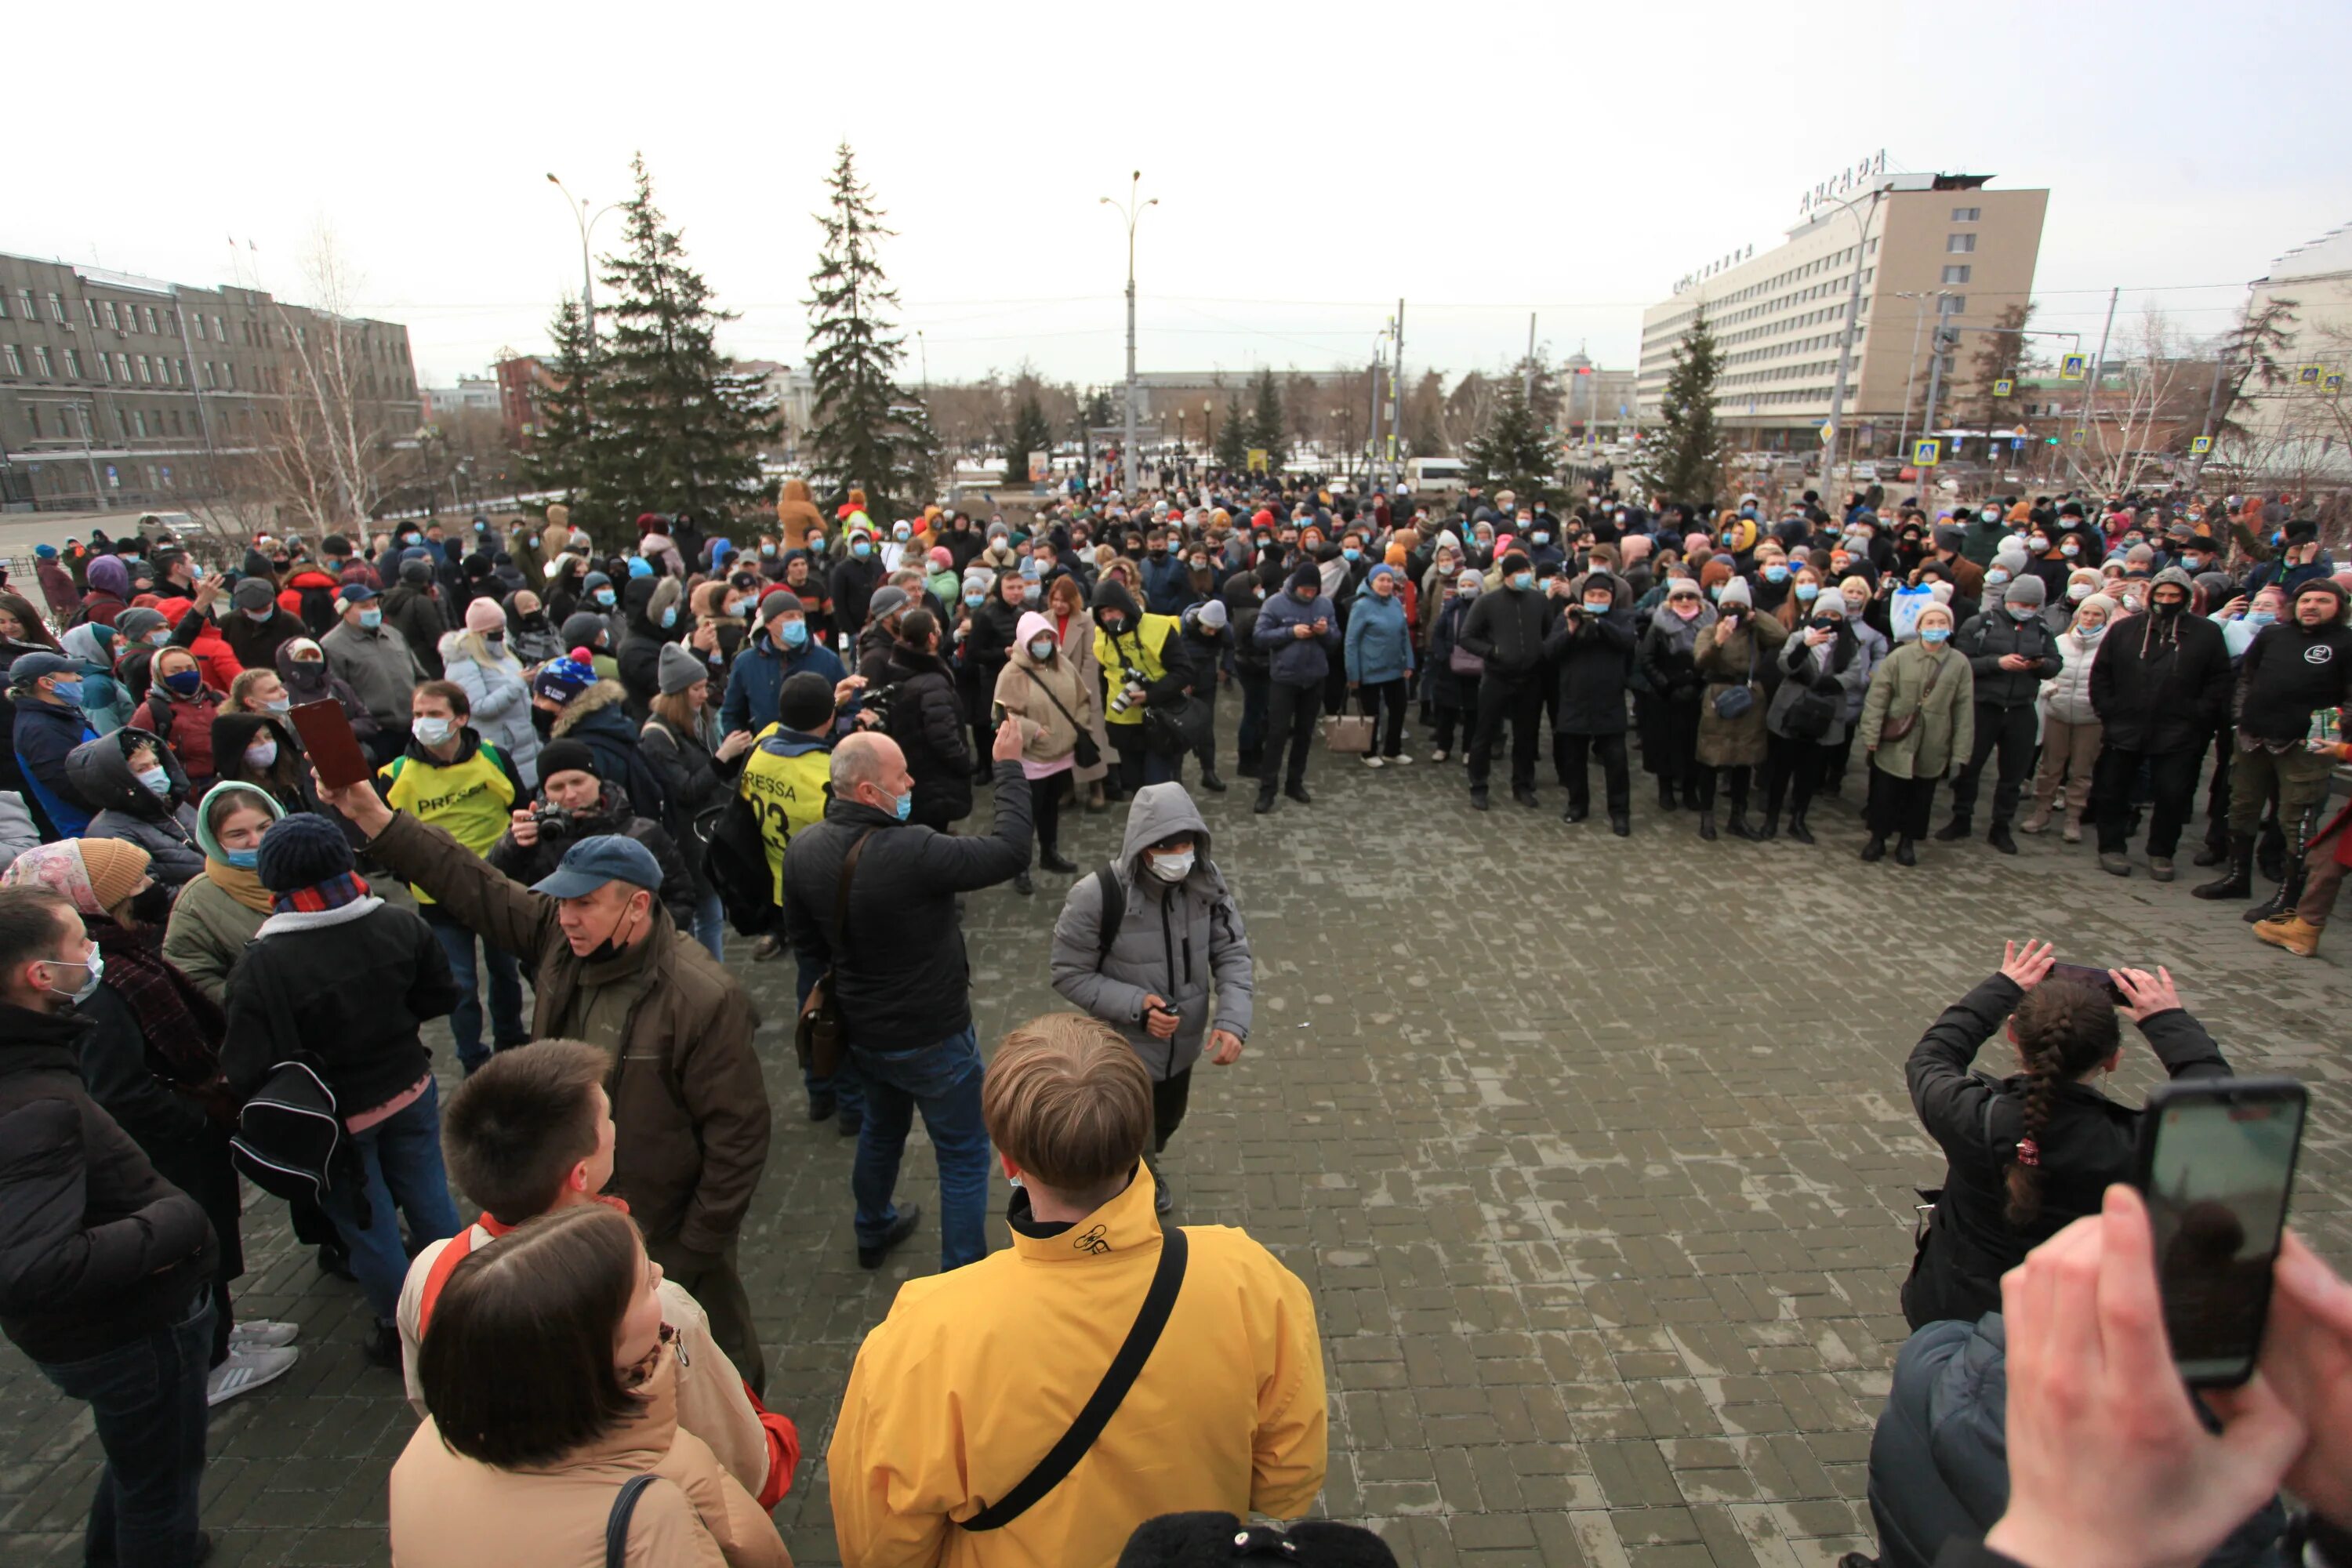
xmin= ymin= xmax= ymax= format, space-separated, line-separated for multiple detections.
xmin=737 ymin=724 xmax=832 ymax=902
xmin=1094 ymin=612 xmax=1180 ymax=728
xmin=379 ymin=743 xmax=518 ymax=903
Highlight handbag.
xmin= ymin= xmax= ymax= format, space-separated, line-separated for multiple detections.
xmin=796 ymin=828 xmax=876 ymax=1080
xmin=1879 ymin=652 xmax=1946 ymax=744
xmin=1710 ymin=634 xmax=1757 ymax=721
xmin=230 ymin=1058 xmax=366 ymax=1225
xmin=1143 ymin=693 xmax=1212 ymax=755
xmin=1022 ymin=669 xmax=1101 ymax=770
xmin=1321 ymin=713 xmax=1377 ymax=753
xmin=604 ymin=1475 xmax=658 ymax=1568
xmin=959 ymin=1228 xmax=1189 ymax=1531
xmin=1448 ymin=642 xmax=1486 ymax=677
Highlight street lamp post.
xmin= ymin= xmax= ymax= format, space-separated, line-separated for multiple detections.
xmin=1818 ymin=172 xmax=1935 ymax=500
xmin=1893 ymin=290 xmax=1952 ymax=467
xmin=1101 ymin=172 xmax=1156 ymax=499
xmin=546 ymin=173 xmax=620 ymax=344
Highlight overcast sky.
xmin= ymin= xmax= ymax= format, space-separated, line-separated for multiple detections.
xmin=15 ymin=0 xmax=2344 ymax=394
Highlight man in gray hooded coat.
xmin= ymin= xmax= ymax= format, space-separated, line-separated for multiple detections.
xmin=1048 ymin=782 xmax=1253 ymax=1214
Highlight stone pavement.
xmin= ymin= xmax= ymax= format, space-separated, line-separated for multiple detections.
xmin=4 ymin=722 xmax=2348 ymax=1568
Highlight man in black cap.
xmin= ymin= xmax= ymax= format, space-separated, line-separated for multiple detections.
xmin=222 ymin=575 xmax=309 ymax=671
xmin=1457 ymin=550 xmax=1556 ymax=811
xmin=310 ymin=778 xmax=775 ymax=1394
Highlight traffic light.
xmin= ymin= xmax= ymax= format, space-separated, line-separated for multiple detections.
xmin=2045 ymin=435 xmax=2060 ymax=445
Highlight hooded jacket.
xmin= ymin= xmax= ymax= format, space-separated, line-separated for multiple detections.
xmin=58 ymin=624 xmax=129 ymax=735
xmin=362 ymin=809 xmax=769 ymax=1254
xmin=619 ymin=577 xmax=682 ymax=717
xmin=283 ymin=566 xmax=346 ymax=636
xmin=775 ymin=477 xmax=826 ymax=546
xmin=209 ymin=711 xmax=316 ymax=817
xmin=129 ymin=673 xmax=223 ymax=790
xmin=440 ymin=630 xmax=541 ymax=788
xmin=1693 ymin=604 xmax=1788 ymax=768
xmin=1250 ymin=580 xmax=1341 ymax=688
xmin=1090 ymin=580 xmax=1191 ymax=732
xmin=1544 ymin=572 xmax=1638 ymax=735
xmin=2038 ymin=626 xmax=2103 ymax=727
xmin=488 ymin=781 xmax=695 ymax=930
xmin=993 ymin=611 xmax=1095 ymax=767
xmin=382 ymin=571 xmax=448 ymax=678
xmin=1765 ymin=618 xmax=1867 ymax=747
xmin=390 ymin=1342 xmax=790 ymax=1568
xmin=878 ymin=641 xmax=974 ymax=827
xmin=1341 ymin=577 xmax=1414 ymax=686
xmin=2087 ymin=600 xmax=2231 ymax=753
xmin=1457 ymin=579 xmax=1555 ymax=684
xmin=0 ymin=1004 xmax=220 ymax=1366
xmin=67 ymin=730 xmax=205 ymax=887
xmin=278 ymin=640 xmax=381 ymax=742
xmin=554 ymin=679 xmax=670 ymax=822
xmin=1048 ymin=784 xmax=1252 ymax=1080
xmin=828 ymin=1167 xmax=1323 ymax=1568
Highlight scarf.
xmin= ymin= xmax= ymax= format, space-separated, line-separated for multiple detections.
xmin=272 ymin=870 xmax=370 ymax=916
xmin=88 ymin=916 xmax=226 ymax=1090
xmin=204 ymin=855 xmax=274 ymax=914
xmin=1650 ymin=601 xmax=1719 ymax=657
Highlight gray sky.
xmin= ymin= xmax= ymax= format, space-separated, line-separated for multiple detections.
xmin=16 ymin=0 xmax=2344 ymax=393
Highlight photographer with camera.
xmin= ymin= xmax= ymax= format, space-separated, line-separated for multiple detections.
xmin=1091 ymin=577 xmax=1194 ymax=797
xmin=487 ymin=739 xmax=695 ymax=933
xmin=1900 ymin=939 xmax=2233 ymax=1331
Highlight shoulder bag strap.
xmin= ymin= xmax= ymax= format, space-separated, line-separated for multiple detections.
xmin=604 ymin=1473 xmax=659 ymax=1568
xmin=1022 ymin=666 xmax=1087 ymax=734
xmin=958 ymin=1226 xmax=1190 ymax=1533
xmin=1092 ymin=863 xmax=1124 ymax=967
xmin=833 ymin=828 xmax=877 ymax=955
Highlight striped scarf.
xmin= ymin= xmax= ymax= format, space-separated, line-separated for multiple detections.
xmin=270 ymin=870 xmax=371 ymax=916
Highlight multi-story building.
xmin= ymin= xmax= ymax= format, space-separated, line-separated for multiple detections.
xmin=2236 ymin=223 xmax=2352 ymax=481
xmin=422 ymin=376 xmax=501 ymax=420
xmin=0 ymin=251 xmax=421 ymax=513
xmin=1636 ymin=169 xmax=2048 ymax=457
xmin=493 ymin=353 xmax=546 ymax=448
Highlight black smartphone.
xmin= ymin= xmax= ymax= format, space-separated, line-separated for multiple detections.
xmin=2132 ymin=1076 xmax=2308 ymax=1388
xmin=2048 ymin=961 xmax=2128 ymax=1004
xmin=990 ymin=701 xmax=1007 ymax=728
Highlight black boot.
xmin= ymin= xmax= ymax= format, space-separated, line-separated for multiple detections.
xmin=1755 ymin=809 xmax=1780 ymax=842
xmin=1198 ymin=769 xmax=1227 ymax=793
xmin=1236 ymin=752 xmax=1262 ymax=779
xmin=1254 ymin=789 xmax=1276 ymax=815
xmin=1987 ymin=822 xmax=2018 ymax=855
xmin=1610 ymin=812 xmax=1631 ymax=837
xmin=1039 ymin=851 xmax=1080 ymax=874
xmin=1729 ymin=808 xmax=1763 ymax=842
xmin=1787 ymin=812 xmax=1815 ymax=845
xmin=2243 ymin=833 xmax=2308 ymax=924
xmin=1658 ymin=780 xmax=1678 ymax=811
xmin=1933 ymin=815 xmax=1972 ymax=842
xmin=1012 ymin=870 xmax=1033 ymax=896
xmin=1563 ymin=801 xmax=1589 ymax=823
xmin=1894 ymin=835 xmax=1918 ymax=867
xmin=2192 ymin=832 xmax=2255 ymax=901
xmin=2258 ymin=820 xmax=2287 ymax=882
xmin=1698 ymin=811 xmax=1718 ymax=841
xmin=1860 ymin=834 xmax=1886 ymax=862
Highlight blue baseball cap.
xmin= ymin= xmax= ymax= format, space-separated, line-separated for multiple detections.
xmin=530 ymin=833 xmax=663 ymax=899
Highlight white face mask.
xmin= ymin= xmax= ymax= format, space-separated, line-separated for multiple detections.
xmin=1027 ymin=635 xmax=1055 ymax=660
xmin=244 ymin=738 xmax=278 ymax=771
xmin=47 ymin=945 xmax=103 ymax=1005
xmin=412 ymin=716 xmax=456 ymax=746
xmin=1146 ymin=848 xmax=1195 ymax=883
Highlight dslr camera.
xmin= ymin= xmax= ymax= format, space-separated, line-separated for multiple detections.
xmin=530 ymin=803 xmax=579 ymax=840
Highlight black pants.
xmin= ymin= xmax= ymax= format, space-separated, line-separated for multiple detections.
xmin=1655 ymin=701 xmax=1704 ymax=794
xmin=1358 ymin=678 xmax=1407 ymax=757
xmin=1189 ymin=687 xmax=1221 ymax=775
xmin=1693 ymin=763 xmax=1751 ymax=812
xmin=1152 ymin=1067 xmax=1192 ymax=1152
xmin=1109 ymin=728 xmax=1179 ymax=794
xmin=1868 ymin=764 xmax=1939 ymax=840
xmin=1233 ymin=669 xmax=1269 ymax=766
xmin=1555 ymin=731 xmax=1630 ymax=815
xmin=2095 ymin=744 xmax=2202 ymax=857
xmin=1433 ymin=677 xmax=1479 ymax=752
xmin=1824 ymin=731 xmax=1858 ymax=793
xmin=1947 ymin=700 xmax=2039 ymax=826
xmin=2200 ymin=720 xmax=2234 ymax=848
xmin=1033 ymin=772 xmax=1063 ymax=862
xmin=1261 ymin=681 xmax=1321 ymax=795
xmin=1468 ymin=677 xmax=1543 ymax=792
xmin=1763 ymin=731 xmax=1831 ymax=819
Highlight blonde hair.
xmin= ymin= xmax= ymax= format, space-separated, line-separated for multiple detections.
xmin=225 ymin=668 xmax=281 ymax=713
xmin=982 ymin=1014 xmax=1152 ymax=1194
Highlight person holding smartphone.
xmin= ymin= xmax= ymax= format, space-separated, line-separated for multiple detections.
xmin=1900 ymin=939 xmax=2233 ymax=1330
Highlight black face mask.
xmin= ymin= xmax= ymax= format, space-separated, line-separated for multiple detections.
xmin=519 ymin=611 xmax=548 ymax=630
xmin=583 ymin=896 xmax=644 ymax=965
xmin=127 ymin=881 xmax=172 ymax=927
xmin=530 ymin=706 xmax=557 ymax=739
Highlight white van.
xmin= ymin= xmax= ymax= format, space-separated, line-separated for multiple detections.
xmin=1406 ymin=457 xmax=1466 ymax=492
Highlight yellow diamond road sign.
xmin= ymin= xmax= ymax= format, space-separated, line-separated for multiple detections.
xmin=1993 ymin=378 xmax=2013 ymax=397
xmin=1913 ymin=438 xmax=1940 ymax=466
xmin=2059 ymin=354 xmax=2087 ymax=381
xmin=2190 ymin=435 xmax=2213 ymax=456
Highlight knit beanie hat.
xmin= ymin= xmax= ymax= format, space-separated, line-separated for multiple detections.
xmin=464 ymin=597 xmax=506 ymax=634
xmin=256 ymin=811 xmax=354 ymax=893
xmin=232 ymin=578 xmax=277 ymax=613
xmin=778 ymin=671 xmax=837 ymax=732
xmin=1718 ymin=576 xmax=1753 ymax=609
xmin=560 ymin=612 xmax=610 ymax=652
xmin=532 ymin=655 xmax=597 ymax=703
xmin=1287 ymin=561 xmax=1321 ymax=592
xmin=867 ymin=585 xmax=909 ymax=622
xmin=2004 ymin=572 xmax=2046 ymax=608
xmin=657 ymin=642 xmax=706 ymax=695
xmin=2075 ymin=592 xmax=2118 ymax=626
xmin=1192 ymin=599 xmax=1229 ymax=631
xmin=78 ymin=838 xmax=153 ymax=913
xmin=626 ymin=556 xmax=655 ymax=579
xmin=400 ymin=557 xmax=433 ymax=586
xmin=535 ymin=738 xmax=598 ymax=783
xmin=1992 ymin=546 xmax=2029 ymax=579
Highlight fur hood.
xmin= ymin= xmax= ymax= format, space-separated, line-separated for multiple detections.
xmin=552 ymin=677 xmax=630 ymax=737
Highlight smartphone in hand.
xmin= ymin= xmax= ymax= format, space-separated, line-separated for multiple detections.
xmin=289 ymin=699 xmax=372 ymax=790
xmin=2048 ymin=961 xmax=2128 ymax=1005
xmin=2132 ymin=1076 xmax=2308 ymax=1387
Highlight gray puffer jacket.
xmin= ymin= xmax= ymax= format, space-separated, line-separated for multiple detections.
xmin=1049 ymin=783 xmax=1254 ymax=1080
xmin=64 ymin=730 xmax=204 ymax=888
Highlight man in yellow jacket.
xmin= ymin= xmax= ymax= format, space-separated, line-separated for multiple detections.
xmin=828 ymin=1013 xmax=1326 ymax=1568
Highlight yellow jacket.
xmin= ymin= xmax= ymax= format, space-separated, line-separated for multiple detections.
xmin=827 ymin=1165 xmax=1327 ymax=1568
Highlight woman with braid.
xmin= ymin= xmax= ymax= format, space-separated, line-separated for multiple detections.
xmin=1898 ymin=938 xmax=2231 ymax=1330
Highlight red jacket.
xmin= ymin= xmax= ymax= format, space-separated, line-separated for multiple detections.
xmin=154 ymin=597 xmax=245 ymax=691
xmin=129 ymin=684 xmax=224 ymax=789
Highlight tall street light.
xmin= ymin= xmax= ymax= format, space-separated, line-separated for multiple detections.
xmin=1893 ymin=290 xmax=1952 ymax=467
xmin=546 ymin=173 xmax=621 ymax=346
xmin=1818 ymin=171 xmax=1936 ymax=499
xmin=1102 ymin=172 xmax=1156 ymax=498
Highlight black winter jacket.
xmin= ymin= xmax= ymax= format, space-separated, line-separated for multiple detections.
xmin=878 ymin=644 xmax=975 ymax=828
xmin=1458 ymin=583 xmax=1556 ymax=684
xmin=1902 ymin=974 xmax=2228 ymax=1330
xmin=0 ymin=1004 xmax=218 ymax=1364
xmin=1954 ymin=609 xmax=2063 ymax=709
xmin=1544 ymin=578 xmax=1637 ymax=735
xmin=223 ymin=899 xmax=463 ymax=1114
xmin=829 ymin=556 xmax=880 ymax=634
xmin=781 ymin=762 xmax=1031 ymax=1050
xmin=2088 ymin=610 xmax=2232 ymax=753
xmin=488 ymin=782 xmax=696 ymax=928
xmin=381 ymin=581 xmax=448 ymax=678
xmin=2234 ymin=618 xmax=2352 ymax=742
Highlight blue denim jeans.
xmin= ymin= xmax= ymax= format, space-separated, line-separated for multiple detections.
xmin=425 ymin=911 xmax=527 ymax=1073
xmin=795 ymin=955 xmax=866 ymax=1121
xmin=851 ymin=1025 xmax=989 ymax=1270
xmin=34 ymin=1288 xmax=213 ymax=1568
xmin=690 ymin=888 xmax=727 ymax=964
xmin=324 ymin=1077 xmax=462 ymax=1322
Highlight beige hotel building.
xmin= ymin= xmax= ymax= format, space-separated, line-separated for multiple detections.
xmin=1636 ymin=170 xmax=2047 ymax=455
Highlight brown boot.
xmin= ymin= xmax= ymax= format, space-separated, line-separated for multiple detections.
xmin=1085 ymin=781 xmax=1106 ymax=812
xmin=2252 ymin=916 xmax=2322 ymax=957
xmin=2061 ymin=806 xmax=2085 ymax=844
xmin=2020 ymin=804 xmax=2053 ymax=834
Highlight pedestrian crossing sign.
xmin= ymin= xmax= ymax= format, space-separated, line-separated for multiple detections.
xmin=2059 ymin=354 xmax=2088 ymax=382
xmin=1912 ymin=438 xmax=1940 ymax=466
xmin=1992 ymin=378 xmax=2014 ymax=397
xmin=2190 ymin=435 xmax=2213 ymax=456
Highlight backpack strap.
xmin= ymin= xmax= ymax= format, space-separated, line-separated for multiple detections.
xmin=958 ymin=1227 xmax=1189 ymax=1533
xmin=1092 ymin=863 xmax=1123 ymax=968
xmin=604 ymin=1474 xmax=659 ymax=1568
xmin=412 ymin=1226 xmax=481 ymax=1341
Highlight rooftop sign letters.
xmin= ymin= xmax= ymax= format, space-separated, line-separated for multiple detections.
xmin=1674 ymin=244 xmax=1755 ymax=296
xmin=1797 ymin=150 xmax=1889 ymax=216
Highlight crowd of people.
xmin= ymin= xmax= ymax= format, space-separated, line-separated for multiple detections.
xmin=0 ymin=474 xmax=2345 ymax=1568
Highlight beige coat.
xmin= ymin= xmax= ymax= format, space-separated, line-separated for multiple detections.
xmin=391 ymin=1345 xmax=789 ymax=1568
xmin=1047 ymin=605 xmax=1112 ymax=784
xmin=994 ymin=612 xmax=1098 ymax=769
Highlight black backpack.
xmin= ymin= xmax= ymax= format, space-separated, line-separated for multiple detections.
xmin=699 ymin=789 xmax=779 ymax=938
xmin=230 ymin=1058 xmax=367 ymax=1225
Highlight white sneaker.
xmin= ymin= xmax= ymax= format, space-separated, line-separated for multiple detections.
xmin=208 ymin=1345 xmax=298 ymax=1406
xmin=1430 ymin=750 xmax=1449 ymax=764
xmin=1361 ymin=755 xmax=1384 ymax=768
xmin=1391 ymin=753 xmax=1414 ymax=765
xmin=229 ymin=1319 xmax=299 ymax=1349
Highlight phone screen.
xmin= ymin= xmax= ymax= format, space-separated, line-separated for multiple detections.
xmin=2140 ymin=1082 xmax=2307 ymax=1386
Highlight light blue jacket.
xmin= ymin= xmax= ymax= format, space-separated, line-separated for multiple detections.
xmin=1343 ymin=581 xmax=1415 ymax=685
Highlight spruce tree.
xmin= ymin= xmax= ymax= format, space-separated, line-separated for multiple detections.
xmin=1214 ymin=390 xmax=1249 ymax=473
xmin=1461 ymin=381 xmax=1562 ymax=505
xmin=1633 ymin=306 xmax=1728 ymax=510
xmin=804 ymin=143 xmax=934 ymax=514
xmin=1005 ymin=391 xmax=1053 ymax=484
xmin=597 ymin=154 xmax=778 ymax=517
xmin=524 ymin=294 xmax=611 ymax=537
xmin=1246 ymin=368 xmax=1289 ymax=474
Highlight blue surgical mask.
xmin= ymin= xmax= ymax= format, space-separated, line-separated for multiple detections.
xmin=1764 ymin=564 xmax=1789 ymax=583
xmin=2246 ymin=610 xmax=2276 ymax=628
xmin=1794 ymin=583 xmax=1820 ymax=602
xmin=1531 ymin=532 xmax=1550 ymax=545
xmin=2078 ymin=622 xmax=2107 ymax=641
xmin=964 ymin=590 xmax=985 ymax=607
xmin=49 ymin=678 xmax=85 ymax=705
xmin=136 ymin=764 xmax=172 ymax=797
xmin=1922 ymin=626 xmax=1952 ymax=644
xmin=1986 ymin=569 xmax=2011 ymax=588
xmin=851 ymin=539 xmax=873 ymax=559
xmin=223 ymin=846 xmax=261 ymax=869
xmin=358 ymin=608 xmax=383 ymax=630
xmin=2007 ymin=605 xmax=2037 ymax=622
xmin=779 ymin=619 xmax=809 ymax=649
xmin=760 ymin=543 xmax=777 ymax=557
xmin=1509 ymin=572 xmax=1534 ymax=592
xmin=891 ymin=789 xmax=912 ymax=822
xmin=1342 ymin=546 xmax=1362 ymax=562
xmin=163 ymin=670 xmax=201 ymax=697
xmin=593 ymin=588 xmax=616 ymax=608
xmin=659 ymin=606 xmax=678 ymax=630
xmin=1708 ymin=584 xmax=1724 ymax=602
xmin=146 ymin=629 xmax=172 ymax=648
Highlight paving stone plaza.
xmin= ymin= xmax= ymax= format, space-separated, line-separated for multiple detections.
xmin=5 ymin=736 xmax=2347 ymax=1568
